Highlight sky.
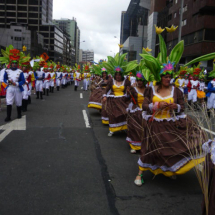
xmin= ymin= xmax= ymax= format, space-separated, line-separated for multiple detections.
xmin=53 ymin=0 xmax=131 ymax=62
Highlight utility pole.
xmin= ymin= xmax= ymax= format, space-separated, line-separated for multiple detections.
xmin=178 ymin=0 xmax=184 ymax=42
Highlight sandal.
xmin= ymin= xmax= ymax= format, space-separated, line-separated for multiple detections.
xmin=134 ymin=174 xmax=144 ymax=186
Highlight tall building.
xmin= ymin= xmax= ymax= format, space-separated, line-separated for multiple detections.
xmin=76 ymin=27 xmax=80 ymax=63
xmin=153 ymin=0 xmax=215 ymax=68
xmin=81 ymin=50 xmax=94 ymax=63
xmin=0 ymin=0 xmax=53 ymax=30
xmin=120 ymin=0 xmax=151 ymax=62
xmin=0 ymin=0 xmax=73 ymax=65
xmin=53 ymin=18 xmax=80 ymax=64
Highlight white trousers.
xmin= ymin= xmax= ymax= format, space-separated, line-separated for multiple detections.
xmin=6 ymin=86 xmax=22 ymax=106
xmin=62 ymin=78 xmax=66 ymax=85
xmin=36 ymin=80 xmax=43 ymax=92
xmin=56 ymin=79 xmax=61 ymax=87
xmin=22 ymin=85 xmax=29 ymax=100
xmin=50 ymin=80 xmax=54 ymax=87
xmin=83 ymin=79 xmax=88 ymax=90
xmin=75 ymin=80 xmax=80 ymax=87
xmin=188 ymin=89 xmax=197 ymax=102
xmin=207 ymin=93 xmax=215 ymax=109
xmin=43 ymin=81 xmax=50 ymax=89
xmin=28 ymin=83 xmax=32 ymax=96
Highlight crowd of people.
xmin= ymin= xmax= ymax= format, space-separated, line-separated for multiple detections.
xmin=87 ymin=33 xmax=215 ymax=214
xmin=0 ymin=31 xmax=215 ymax=214
xmin=0 ymin=45 xmax=93 ymax=122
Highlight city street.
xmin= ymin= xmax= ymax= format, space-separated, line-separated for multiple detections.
xmin=0 ymin=85 xmax=204 ymax=215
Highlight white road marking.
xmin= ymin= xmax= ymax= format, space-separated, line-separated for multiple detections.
xmin=80 ymin=93 xmax=83 ymax=99
xmin=201 ymin=126 xmax=215 ymax=136
xmin=82 ymin=110 xmax=91 ymax=128
xmin=0 ymin=115 xmax=26 ymax=142
xmin=81 ymin=87 xmax=83 ymax=89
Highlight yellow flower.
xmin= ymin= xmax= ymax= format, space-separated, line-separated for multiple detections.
xmin=118 ymin=44 xmax=124 ymax=49
xmin=143 ymin=47 xmax=152 ymax=52
xmin=155 ymin=25 xmax=165 ymax=34
xmin=165 ymin=25 xmax=178 ymax=33
xmin=22 ymin=46 xmax=27 ymax=51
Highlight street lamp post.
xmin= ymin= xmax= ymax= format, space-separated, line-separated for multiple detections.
xmin=178 ymin=0 xmax=184 ymax=42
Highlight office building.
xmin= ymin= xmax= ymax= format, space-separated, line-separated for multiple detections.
xmin=81 ymin=50 xmax=94 ymax=63
xmin=53 ymin=18 xmax=81 ymax=64
xmin=120 ymin=0 xmax=151 ymax=62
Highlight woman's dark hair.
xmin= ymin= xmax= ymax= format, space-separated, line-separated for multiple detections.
xmin=102 ymin=71 xmax=109 ymax=80
xmin=114 ymin=72 xmax=124 ymax=81
xmin=136 ymin=78 xmax=147 ymax=86
xmin=156 ymin=73 xmax=173 ymax=93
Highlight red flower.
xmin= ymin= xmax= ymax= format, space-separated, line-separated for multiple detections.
xmin=9 ymin=49 xmax=20 ymax=61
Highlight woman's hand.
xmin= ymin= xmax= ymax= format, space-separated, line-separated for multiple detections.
xmin=159 ymin=101 xmax=169 ymax=109
xmin=102 ymin=97 xmax=107 ymax=103
xmin=168 ymin=103 xmax=178 ymax=110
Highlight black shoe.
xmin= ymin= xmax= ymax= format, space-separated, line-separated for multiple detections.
xmin=52 ymin=87 xmax=54 ymax=93
xmin=28 ymin=96 xmax=31 ymax=104
xmin=40 ymin=92 xmax=43 ymax=100
xmin=46 ymin=89 xmax=49 ymax=96
xmin=36 ymin=92 xmax=39 ymax=99
xmin=5 ymin=105 xmax=12 ymax=122
xmin=17 ymin=106 xmax=22 ymax=119
xmin=57 ymin=86 xmax=60 ymax=91
xmin=74 ymin=86 xmax=77 ymax=91
xmin=43 ymin=89 xmax=45 ymax=95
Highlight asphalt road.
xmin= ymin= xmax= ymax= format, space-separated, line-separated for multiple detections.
xmin=0 ymin=84 xmax=204 ymax=215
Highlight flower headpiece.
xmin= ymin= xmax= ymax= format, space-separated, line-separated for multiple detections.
xmin=114 ymin=66 xmax=123 ymax=73
xmin=136 ymin=71 xmax=146 ymax=81
xmin=101 ymin=67 xmax=107 ymax=72
xmin=160 ymin=61 xmax=175 ymax=75
xmin=9 ymin=49 xmax=21 ymax=62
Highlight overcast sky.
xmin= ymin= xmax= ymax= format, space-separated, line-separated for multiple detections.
xmin=53 ymin=0 xmax=131 ymax=62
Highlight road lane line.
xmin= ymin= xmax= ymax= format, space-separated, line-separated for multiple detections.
xmin=82 ymin=110 xmax=91 ymax=128
xmin=0 ymin=115 xmax=26 ymax=142
xmin=80 ymin=93 xmax=83 ymax=99
xmin=201 ymin=127 xmax=215 ymax=136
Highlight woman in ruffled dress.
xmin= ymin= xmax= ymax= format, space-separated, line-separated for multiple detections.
xmin=134 ymin=32 xmax=215 ymax=186
xmin=102 ymin=53 xmax=137 ymax=136
xmin=126 ymin=71 xmax=147 ymax=154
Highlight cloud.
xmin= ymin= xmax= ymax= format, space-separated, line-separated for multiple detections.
xmin=53 ymin=0 xmax=131 ymax=62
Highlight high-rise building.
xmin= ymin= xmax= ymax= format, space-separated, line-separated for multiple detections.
xmin=53 ymin=18 xmax=81 ymax=64
xmin=153 ymin=0 xmax=215 ymax=68
xmin=81 ymin=50 xmax=94 ymax=63
xmin=0 ymin=0 xmax=73 ymax=65
xmin=120 ymin=0 xmax=151 ymax=62
xmin=0 ymin=0 xmax=53 ymax=30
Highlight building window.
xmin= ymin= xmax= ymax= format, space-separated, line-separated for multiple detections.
xmin=14 ymin=29 xmax=22 ymax=32
xmin=182 ymin=19 xmax=187 ymax=26
xmin=183 ymin=5 xmax=188 ymax=12
xmin=175 ymin=0 xmax=178 ymax=4
xmin=174 ymin=12 xmax=177 ymax=18
xmin=14 ymin=37 xmax=22 ymax=41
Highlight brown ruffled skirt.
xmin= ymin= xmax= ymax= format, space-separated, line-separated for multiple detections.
xmin=138 ymin=116 xmax=206 ymax=176
xmin=88 ymin=88 xmax=103 ymax=110
xmin=202 ymin=155 xmax=215 ymax=215
xmin=106 ymin=96 xmax=130 ymax=132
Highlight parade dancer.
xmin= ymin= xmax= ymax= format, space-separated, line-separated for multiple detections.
xmin=134 ymin=32 xmax=212 ymax=186
xmin=49 ymin=64 xmax=55 ymax=93
xmin=21 ymin=62 xmax=32 ymax=112
xmin=197 ymin=74 xmax=207 ymax=108
xmin=206 ymin=70 xmax=215 ymax=117
xmin=61 ymin=66 xmax=67 ymax=88
xmin=74 ymin=65 xmax=81 ymax=91
xmin=34 ymin=60 xmax=45 ymax=100
xmin=82 ymin=65 xmax=91 ymax=91
xmin=43 ymin=64 xmax=51 ymax=96
xmin=175 ymin=70 xmax=186 ymax=93
xmin=183 ymin=74 xmax=189 ymax=101
xmin=3 ymin=49 xmax=26 ymax=121
xmin=126 ymin=71 xmax=147 ymax=154
xmin=187 ymin=68 xmax=201 ymax=110
xmin=28 ymin=67 xmax=35 ymax=104
xmin=55 ymin=64 xmax=62 ymax=91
